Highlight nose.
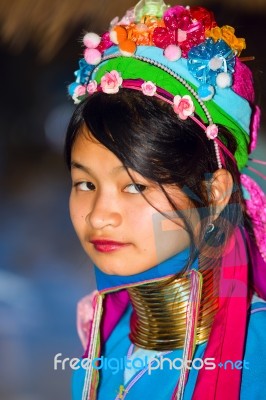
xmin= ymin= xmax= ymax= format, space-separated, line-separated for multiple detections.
xmin=86 ymin=191 xmax=122 ymax=230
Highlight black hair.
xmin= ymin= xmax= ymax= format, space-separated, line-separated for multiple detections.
xmin=65 ymin=90 xmax=251 ymax=276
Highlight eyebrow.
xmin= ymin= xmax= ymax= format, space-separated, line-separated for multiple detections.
xmin=71 ymin=161 xmax=126 ymax=176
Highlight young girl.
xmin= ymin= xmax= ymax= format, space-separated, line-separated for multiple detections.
xmin=65 ymin=1 xmax=266 ymax=399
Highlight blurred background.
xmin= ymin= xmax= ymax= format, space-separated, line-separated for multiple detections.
xmin=0 ymin=0 xmax=265 ymax=399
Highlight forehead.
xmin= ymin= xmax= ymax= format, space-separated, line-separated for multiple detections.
xmin=71 ymin=129 xmax=125 ymax=173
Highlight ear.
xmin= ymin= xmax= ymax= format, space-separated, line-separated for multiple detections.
xmin=209 ymin=169 xmax=233 ymax=219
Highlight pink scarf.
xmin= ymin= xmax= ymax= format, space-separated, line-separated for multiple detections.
xmin=193 ymin=227 xmax=250 ymax=399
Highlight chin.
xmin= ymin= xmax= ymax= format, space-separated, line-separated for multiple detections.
xmin=85 ymin=246 xmax=158 ymax=276
xmin=94 ymin=263 xmax=130 ymax=276
xmin=92 ymin=258 xmax=154 ymax=277
xmin=87 ymin=254 xmax=127 ymax=276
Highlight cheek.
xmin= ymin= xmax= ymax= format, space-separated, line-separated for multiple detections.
xmin=155 ymin=216 xmax=189 ymax=250
xmin=125 ymin=205 xmax=156 ymax=249
xmin=69 ymin=194 xmax=87 ymax=234
xmin=149 ymin=207 xmax=199 ymax=262
xmin=133 ymin=206 xmax=156 ymax=235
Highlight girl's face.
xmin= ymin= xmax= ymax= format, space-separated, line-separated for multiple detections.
xmin=69 ymin=130 xmax=200 ymax=276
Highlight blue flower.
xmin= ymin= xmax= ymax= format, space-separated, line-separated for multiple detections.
xmin=74 ymin=59 xmax=94 ymax=85
xmin=68 ymin=82 xmax=79 ymax=96
xmin=187 ymin=38 xmax=235 ymax=88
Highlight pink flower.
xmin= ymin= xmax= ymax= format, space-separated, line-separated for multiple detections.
xmin=141 ymin=81 xmax=157 ymax=96
xmin=173 ymin=95 xmax=195 ymax=120
xmin=101 ymin=70 xmax=123 ymax=94
xmin=206 ymin=124 xmax=219 ymax=139
xmin=87 ymin=80 xmax=98 ymax=95
xmin=75 ymin=85 xmax=86 ymax=96
xmin=73 ymin=85 xmax=86 ymax=104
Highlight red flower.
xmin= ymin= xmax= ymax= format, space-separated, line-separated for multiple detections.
xmin=190 ymin=6 xmax=217 ymax=31
xmin=97 ymin=32 xmax=113 ymax=53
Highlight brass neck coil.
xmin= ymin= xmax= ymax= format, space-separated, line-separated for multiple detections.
xmin=128 ymin=261 xmax=219 ymax=351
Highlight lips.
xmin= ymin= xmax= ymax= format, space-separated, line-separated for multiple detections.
xmin=90 ymin=239 xmax=130 ymax=253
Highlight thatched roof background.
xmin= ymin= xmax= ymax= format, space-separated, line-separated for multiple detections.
xmin=1 ymin=0 xmax=266 ymax=59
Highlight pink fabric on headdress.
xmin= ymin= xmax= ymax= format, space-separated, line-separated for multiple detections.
xmin=233 ymin=59 xmax=261 ymax=152
xmin=241 ymin=174 xmax=266 ymax=263
xmin=233 ymin=59 xmax=255 ymax=102
xmin=250 ymin=105 xmax=261 ymax=152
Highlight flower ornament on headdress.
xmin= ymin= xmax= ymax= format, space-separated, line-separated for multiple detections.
xmin=101 ymin=70 xmax=123 ymax=94
xmin=72 ymin=85 xmax=86 ymax=104
xmin=141 ymin=81 xmax=157 ymax=96
xmin=173 ymin=95 xmax=194 ymax=120
xmin=87 ymin=80 xmax=98 ymax=95
xmin=205 ymin=124 xmax=219 ymax=140
xmin=188 ymin=38 xmax=236 ymax=100
xmin=134 ymin=0 xmax=169 ymax=20
xmin=75 ymin=59 xmax=94 ymax=85
xmin=153 ymin=5 xmax=214 ymax=57
xmin=206 ymin=25 xmax=246 ymax=56
xmin=110 ymin=16 xmax=166 ymax=56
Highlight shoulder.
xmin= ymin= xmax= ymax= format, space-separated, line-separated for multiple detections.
xmin=241 ymin=294 xmax=266 ymax=399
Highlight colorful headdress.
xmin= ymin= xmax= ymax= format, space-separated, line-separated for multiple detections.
xmin=69 ymin=0 xmax=259 ymax=169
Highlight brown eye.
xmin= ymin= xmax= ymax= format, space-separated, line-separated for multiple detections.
xmin=76 ymin=182 xmax=96 ymax=191
xmin=124 ymin=183 xmax=147 ymax=194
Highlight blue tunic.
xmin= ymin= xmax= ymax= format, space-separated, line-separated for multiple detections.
xmin=72 ymin=295 xmax=266 ymax=399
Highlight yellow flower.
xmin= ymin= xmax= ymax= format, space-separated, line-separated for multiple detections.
xmin=206 ymin=25 xmax=246 ymax=56
xmin=221 ymin=25 xmax=235 ymax=44
xmin=206 ymin=26 xmax=222 ymax=41
xmin=234 ymin=38 xmax=246 ymax=55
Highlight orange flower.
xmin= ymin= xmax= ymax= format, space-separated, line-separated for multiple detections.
xmin=127 ymin=23 xmax=152 ymax=45
xmin=126 ymin=16 xmax=165 ymax=46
